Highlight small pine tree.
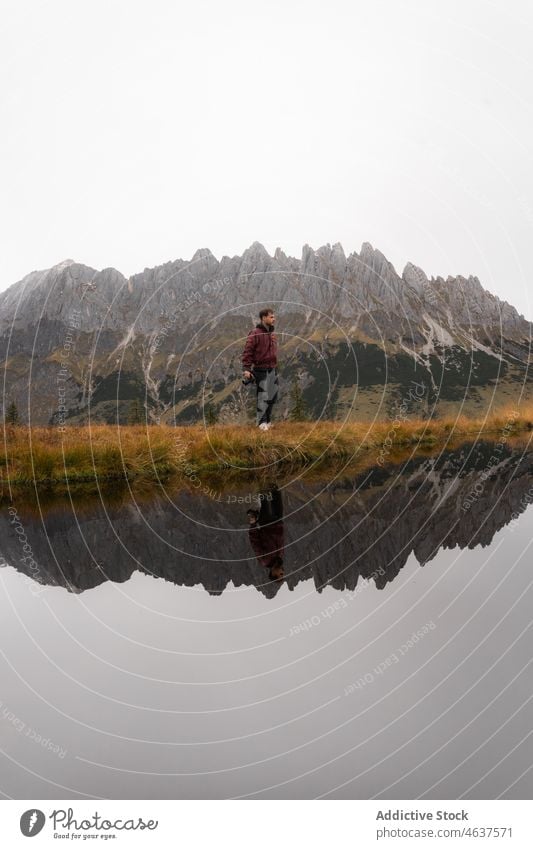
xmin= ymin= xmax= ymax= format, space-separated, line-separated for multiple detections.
xmin=204 ymin=403 xmax=218 ymax=426
xmin=324 ymin=379 xmax=339 ymax=421
xmin=5 ymin=401 xmax=19 ymax=425
xmin=128 ymin=398 xmax=144 ymax=425
xmin=289 ymin=375 xmax=308 ymax=422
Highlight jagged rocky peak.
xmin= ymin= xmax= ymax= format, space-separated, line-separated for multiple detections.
xmin=315 ymin=241 xmax=346 ymax=263
xmin=187 ymin=247 xmax=219 ymax=279
xmin=314 ymin=241 xmax=344 ymax=257
xmin=239 ymin=242 xmax=273 ymax=277
xmin=190 ymin=247 xmax=218 ymax=269
xmin=44 ymin=260 xmax=99 ymax=284
xmin=96 ymin=265 xmax=126 ymax=279
xmin=301 ymin=243 xmax=316 ymax=270
xmin=312 ymin=242 xmax=347 ymax=283
xmin=54 ymin=258 xmax=77 ymax=269
xmin=356 ymin=242 xmax=401 ymax=285
xmin=359 ymin=241 xmax=386 ymax=260
xmin=402 ymin=262 xmax=429 ymax=293
xmin=359 ymin=240 xmax=375 ymax=256
xmin=330 ymin=242 xmax=347 ymax=279
xmin=0 ymin=260 xmax=98 ymax=308
xmin=191 ymin=247 xmax=216 ymax=261
xmin=358 ymin=241 xmax=398 ymax=272
xmin=50 ymin=260 xmax=95 ymax=278
xmin=90 ymin=266 xmax=128 ymax=297
xmin=300 ymin=242 xmax=346 ymax=278
xmin=348 ymin=242 xmax=406 ymax=311
xmin=242 ymin=241 xmax=271 ymax=260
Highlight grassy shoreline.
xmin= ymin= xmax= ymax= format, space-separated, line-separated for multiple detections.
xmin=0 ymin=404 xmax=531 ymax=491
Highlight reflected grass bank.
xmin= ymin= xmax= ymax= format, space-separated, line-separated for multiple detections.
xmin=0 ymin=403 xmax=531 ymax=495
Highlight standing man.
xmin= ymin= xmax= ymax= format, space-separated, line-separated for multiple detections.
xmin=242 ymin=308 xmax=279 ymax=430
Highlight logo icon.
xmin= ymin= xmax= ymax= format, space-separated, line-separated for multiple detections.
xmin=20 ymin=809 xmax=45 ymax=837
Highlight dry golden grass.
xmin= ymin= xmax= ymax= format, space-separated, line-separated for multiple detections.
xmin=0 ymin=401 xmax=532 ymax=491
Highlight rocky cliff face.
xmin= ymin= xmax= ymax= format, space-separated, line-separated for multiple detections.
xmin=0 ymin=243 xmax=531 ymax=424
xmin=0 ymin=441 xmax=530 ymax=597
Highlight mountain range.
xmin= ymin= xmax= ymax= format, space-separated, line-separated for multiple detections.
xmin=0 ymin=242 xmax=531 ymax=424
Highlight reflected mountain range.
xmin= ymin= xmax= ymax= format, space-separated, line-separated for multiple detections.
xmin=1 ymin=440 xmax=532 ymax=597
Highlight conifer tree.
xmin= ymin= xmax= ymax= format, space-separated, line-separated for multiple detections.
xmin=289 ymin=375 xmax=308 ymax=421
xmin=5 ymin=401 xmax=19 ymax=425
xmin=205 ymin=403 xmax=218 ymax=426
xmin=128 ymin=398 xmax=144 ymax=425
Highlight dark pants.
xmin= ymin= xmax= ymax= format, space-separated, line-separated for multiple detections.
xmin=253 ymin=367 xmax=279 ymax=425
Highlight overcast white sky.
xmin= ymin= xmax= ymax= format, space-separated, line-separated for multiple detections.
xmin=1 ymin=0 xmax=533 ymax=317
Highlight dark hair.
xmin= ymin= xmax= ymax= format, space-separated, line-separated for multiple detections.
xmin=259 ymin=308 xmax=274 ymax=320
xmin=269 ymin=562 xmax=284 ymax=582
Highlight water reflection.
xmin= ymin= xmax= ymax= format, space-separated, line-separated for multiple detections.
xmin=247 ymin=486 xmax=285 ymax=583
xmin=1 ymin=439 xmax=532 ymax=597
xmin=1 ymin=439 xmax=533 ymax=800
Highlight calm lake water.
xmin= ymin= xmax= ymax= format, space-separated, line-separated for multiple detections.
xmin=1 ymin=439 xmax=532 ymax=799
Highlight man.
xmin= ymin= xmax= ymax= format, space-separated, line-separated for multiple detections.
xmin=242 ymin=308 xmax=279 ymax=430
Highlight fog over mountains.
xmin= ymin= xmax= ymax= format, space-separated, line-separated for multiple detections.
xmin=1 ymin=242 xmax=531 ymax=424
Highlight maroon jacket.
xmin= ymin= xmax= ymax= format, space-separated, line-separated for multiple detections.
xmin=249 ymin=521 xmax=284 ymax=569
xmin=242 ymin=323 xmax=278 ymax=370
